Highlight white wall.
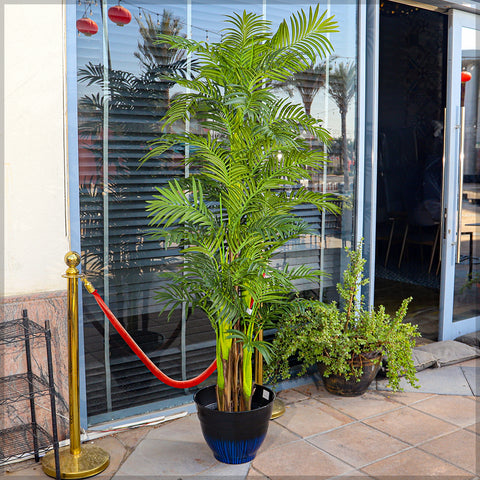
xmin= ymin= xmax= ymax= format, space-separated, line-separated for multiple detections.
xmin=4 ymin=2 xmax=70 ymax=296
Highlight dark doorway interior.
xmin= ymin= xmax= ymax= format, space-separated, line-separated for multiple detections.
xmin=375 ymin=1 xmax=448 ymax=341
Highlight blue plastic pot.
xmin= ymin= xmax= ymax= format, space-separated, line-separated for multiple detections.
xmin=194 ymin=384 xmax=275 ymax=464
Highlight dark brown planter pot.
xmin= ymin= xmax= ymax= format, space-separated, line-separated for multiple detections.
xmin=318 ymin=352 xmax=382 ymax=396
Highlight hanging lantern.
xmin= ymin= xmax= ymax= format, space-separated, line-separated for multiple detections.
xmin=108 ymin=4 xmax=132 ymax=26
xmin=76 ymin=17 xmax=98 ymax=36
xmin=461 ymin=70 xmax=472 ymax=83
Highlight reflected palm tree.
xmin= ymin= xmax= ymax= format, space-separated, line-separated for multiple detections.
xmin=290 ymin=61 xmax=330 ymax=116
xmin=135 ymin=11 xmax=184 ymax=70
xmin=329 ymin=61 xmax=355 ymax=190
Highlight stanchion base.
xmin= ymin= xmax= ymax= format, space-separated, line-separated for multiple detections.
xmin=42 ymin=444 xmax=110 ymax=479
xmin=271 ymin=398 xmax=286 ymax=419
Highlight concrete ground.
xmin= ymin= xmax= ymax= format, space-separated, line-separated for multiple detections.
xmin=2 ymin=358 xmax=478 ymax=479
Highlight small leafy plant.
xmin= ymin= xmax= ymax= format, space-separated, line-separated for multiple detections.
xmin=267 ymin=243 xmax=420 ymax=391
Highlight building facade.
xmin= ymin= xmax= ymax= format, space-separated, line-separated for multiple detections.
xmin=2 ymin=0 xmax=479 ymax=439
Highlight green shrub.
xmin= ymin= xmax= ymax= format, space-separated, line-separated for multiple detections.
xmin=267 ymin=243 xmax=420 ymax=391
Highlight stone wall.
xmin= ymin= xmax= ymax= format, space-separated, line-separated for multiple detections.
xmin=1 ymin=290 xmax=70 ymax=442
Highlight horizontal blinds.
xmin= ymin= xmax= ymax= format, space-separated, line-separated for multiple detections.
xmin=77 ymin=3 xmax=216 ymax=417
xmin=272 ymin=199 xmax=343 ymax=292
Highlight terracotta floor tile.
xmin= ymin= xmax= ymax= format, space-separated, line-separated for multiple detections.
xmin=361 ymin=447 xmax=471 ymax=478
xmin=274 ymin=398 xmax=354 ymax=437
xmin=1 ymin=462 xmax=44 ymax=478
xmin=419 ymin=429 xmax=478 ymax=474
xmin=333 ymin=471 xmax=369 ymax=478
xmin=382 ymin=391 xmax=437 ymax=405
xmin=309 ymin=422 xmax=409 ymax=468
xmin=252 ymin=439 xmax=353 ymax=479
xmin=363 ymin=406 xmax=458 ymax=445
xmin=88 ymin=436 xmax=128 ymax=479
xmin=317 ymin=390 xmax=402 ymax=420
xmin=111 ymin=416 xmax=220 ymax=478
xmin=410 ymin=395 xmax=477 ymax=427
xmin=277 ymin=388 xmax=310 ymax=404
xmin=114 ymin=424 xmax=151 ymax=450
xmin=246 ymin=466 xmax=270 ymax=479
xmin=145 ymin=413 xmax=204 ymax=442
xmin=113 ymin=437 xmax=215 ymax=477
xmin=291 ymin=381 xmax=330 ymax=398
xmin=466 ymin=422 xmax=480 ymax=435
xmin=198 ymin=460 xmax=251 ymax=478
xmin=364 ymin=407 xmax=458 ymax=445
xmin=258 ymin=420 xmax=300 ymax=453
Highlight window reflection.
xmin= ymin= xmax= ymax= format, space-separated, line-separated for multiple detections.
xmin=76 ymin=0 xmax=357 ymax=419
xmin=453 ymin=27 xmax=480 ymax=322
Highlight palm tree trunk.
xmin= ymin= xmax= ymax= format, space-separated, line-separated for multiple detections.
xmin=341 ymin=110 xmax=349 ymax=192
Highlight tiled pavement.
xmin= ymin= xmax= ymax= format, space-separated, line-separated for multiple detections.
xmin=2 ymin=358 xmax=478 ymax=479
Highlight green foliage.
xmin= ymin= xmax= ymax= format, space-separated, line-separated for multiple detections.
xmin=267 ymin=243 xmax=420 ymax=392
xmin=460 ymin=271 xmax=480 ymax=292
xmin=144 ymin=8 xmax=340 ymax=411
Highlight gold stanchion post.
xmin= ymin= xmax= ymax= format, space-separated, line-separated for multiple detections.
xmin=255 ymin=331 xmax=285 ymax=420
xmin=42 ymin=252 xmax=110 ymax=479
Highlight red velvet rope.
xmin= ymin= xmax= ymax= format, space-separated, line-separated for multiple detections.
xmin=90 ymin=289 xmax=217 ymax=388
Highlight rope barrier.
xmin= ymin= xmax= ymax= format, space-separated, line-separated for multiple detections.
xmin=85 ymin=283 xmax=217 ymax=389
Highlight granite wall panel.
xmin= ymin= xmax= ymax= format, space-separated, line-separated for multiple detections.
xmin=1 ymin=290 xmax=70 ymax=444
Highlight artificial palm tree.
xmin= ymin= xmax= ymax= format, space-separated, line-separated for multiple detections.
xmin=144 ymin=7 xmax=339 ymax=412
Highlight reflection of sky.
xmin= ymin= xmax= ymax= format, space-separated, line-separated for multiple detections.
xmin=77 ymin=0 xmax=357 ymax=137
xmin=462 ymin=27 xmax=479 ymax=52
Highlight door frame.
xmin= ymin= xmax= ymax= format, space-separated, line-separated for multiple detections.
xmin=439 ymin=8 xmax=479 ymax=340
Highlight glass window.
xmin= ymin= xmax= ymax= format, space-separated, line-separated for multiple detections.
xmin=453 ymin=27 xmax=480 ymax=322
xmin=76 ymin=0 xmax=358 ymax=422
xmin=265 ymin=1 xmax=358 ymax=300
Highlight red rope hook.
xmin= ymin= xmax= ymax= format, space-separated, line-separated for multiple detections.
xmin=87 ymin=286 xmax=216 ymax=389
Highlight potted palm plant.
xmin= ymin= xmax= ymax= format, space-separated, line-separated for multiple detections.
xmin=267 ymin=243 xmax=420 ymax=396
xmin=143 ymin=7 xmax=339 ymax=463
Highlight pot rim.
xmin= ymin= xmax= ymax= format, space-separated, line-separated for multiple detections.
xmin=194 ymin=384 xmax=275 ymax=415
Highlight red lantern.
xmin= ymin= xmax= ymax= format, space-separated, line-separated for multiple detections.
xmin=76 ymin=17 xmax=99 ymax=36
xmin=108 ymin=4 xmax=132 ymax=26
xmin=461 ymin=71 xmax=472 ymax=83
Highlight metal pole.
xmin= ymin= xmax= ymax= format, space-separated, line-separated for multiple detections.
xmin=45 ymin=320 xmax=61 ymax=480
xmin=456 ymin=100 xmax=466 ymax=263
xmin=100 ymin=0 xmax=113 ymax=413
xmin=42 ymin=252 xmax=110 ymax=479
xmin=66 ymin=255 xmax=81 ymax=456
xmin=23 ymin=311 xmax=40 ymax=462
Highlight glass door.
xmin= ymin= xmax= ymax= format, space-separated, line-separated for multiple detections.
xmin=440 ymin=10 xmax=480 ymax=340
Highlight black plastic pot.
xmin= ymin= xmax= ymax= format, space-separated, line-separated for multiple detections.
xmin=318 ymin=352 xmax=382 ymax=396
xmin=194 ymin=384 xmax=275 ymax=464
